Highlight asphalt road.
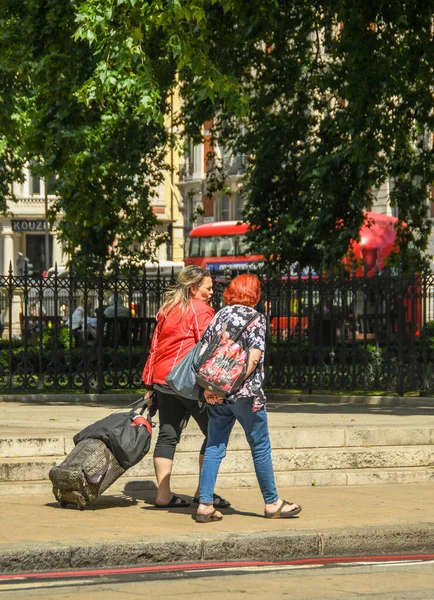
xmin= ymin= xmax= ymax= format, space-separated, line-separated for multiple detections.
xmin=1 ymin=556 xmax=434 ymax=599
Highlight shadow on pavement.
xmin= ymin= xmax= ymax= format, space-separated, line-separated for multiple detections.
xmin=46 ymin=495 xmax=139 ymax=510
xmin=266 ymin=402 xmax=434 ymax=417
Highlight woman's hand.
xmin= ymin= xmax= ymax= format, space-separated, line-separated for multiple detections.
xmin=204 ymin=390 xmax=223 ymax=404
xmin=143 ymin=390 xmax=154 ymax=405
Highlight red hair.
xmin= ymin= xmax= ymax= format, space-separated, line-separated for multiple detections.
xmin=223 ymin=274 xmax=261 ymax=307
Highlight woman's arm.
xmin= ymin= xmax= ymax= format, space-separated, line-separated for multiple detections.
xmin=245 ymin=348 xmax=262 ymax=380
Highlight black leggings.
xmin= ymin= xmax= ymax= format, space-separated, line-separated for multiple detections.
xmin=153 ymin=388 xmax=208 ymax=460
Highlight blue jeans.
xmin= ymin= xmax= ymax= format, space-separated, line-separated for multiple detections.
xmin=199 ymin=399 xmax=278 ymax=504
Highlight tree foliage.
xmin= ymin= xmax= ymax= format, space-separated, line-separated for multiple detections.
xmin=2 ymin=0 xmax=434 ymax=270
xmin=0 ymin=0 xmax=175 ymax=270
xmin=179 ymin=0 xmax=434 ymax=268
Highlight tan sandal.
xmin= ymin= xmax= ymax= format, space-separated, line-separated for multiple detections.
xmin=195 ymin=508 xmax=223 ymax=523
xmin=264 ymin=500 xmax=302 ymax=519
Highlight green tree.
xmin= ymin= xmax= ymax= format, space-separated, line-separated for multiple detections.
xmin=179 ymin=0 xmax=434 ymax=269
xmin=2 ymin=0 xmax=434 ymax=270
xmin=0 ymin=0 xmax=176 ymax=270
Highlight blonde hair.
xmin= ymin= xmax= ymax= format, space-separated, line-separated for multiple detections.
xmin=160 ymin=266 xmax=211 ymax=317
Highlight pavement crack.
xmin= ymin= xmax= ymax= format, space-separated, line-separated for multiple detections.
xmin=318 ymin=532 xmax=325 ymax=555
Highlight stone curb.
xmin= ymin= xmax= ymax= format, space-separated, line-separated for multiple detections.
xmin=1 ymin=523 xmax=434 ymax=574
xmin=267 ymin=393 xmax=434 ymax=407
xmin=4 ymin=392 xmax=434 ymax=407
xmin=0 ymin=394 xmax=140 ymax=406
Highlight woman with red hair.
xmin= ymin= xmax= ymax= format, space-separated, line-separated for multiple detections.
xmin=195 ymin=273 xmax=302 ymax=523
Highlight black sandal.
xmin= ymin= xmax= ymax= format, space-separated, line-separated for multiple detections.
xmin=154 ymin=495 xmax=191 ymax=508
xmin=193 ymin=493 xmax=231 ymax=509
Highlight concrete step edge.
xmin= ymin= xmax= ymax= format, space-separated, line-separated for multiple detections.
xmin=1 ymin=435 xmax=433 ymax=458
xmin=1 ymin=466 xmax=434 ymax=497
xmin=2 ymin=447 xmax=433 ymax=482
xmin=2 ymin=522 xmax=434 ymax=574
xmin=1 ymin=443 xmax=433 ymax=462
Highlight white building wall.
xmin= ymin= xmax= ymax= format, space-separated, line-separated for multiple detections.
xmin=371 ymin=180 xmax=393 ymax=215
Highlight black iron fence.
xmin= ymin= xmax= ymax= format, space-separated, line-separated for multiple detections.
xmin=1 ymin=267 xmax=434 ymax=395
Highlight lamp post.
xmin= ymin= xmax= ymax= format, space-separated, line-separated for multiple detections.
xmin=168 ymin=90 xmax=174 ymax=261
xmin=44 ymin=180 xmax=50 ymax=273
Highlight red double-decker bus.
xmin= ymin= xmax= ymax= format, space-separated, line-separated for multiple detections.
xmin=184 ymin=214 xmax=400 ymax=275
xmin=184 ymin=216 xmax=421 ymax=339
xmin=184 ymin=221 xmax=262 ymax=273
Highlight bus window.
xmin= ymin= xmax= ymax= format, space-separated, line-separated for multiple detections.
xmin=188 ymin=237 xmax=200 ymax=258
xmin=237 ymin=235 xmax=249 ymax=256
xmin=215 ymin=236 xmax=236 ymax=257
xmin=200 ymin=237 xmax=215 ymax=257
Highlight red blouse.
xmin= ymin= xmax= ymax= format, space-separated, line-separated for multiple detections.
xmin=143 ymin=299 xmax=214 ymax=386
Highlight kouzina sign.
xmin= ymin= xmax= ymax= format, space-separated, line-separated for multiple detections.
xmin=12 ymin=220 xmax=47 ymax=232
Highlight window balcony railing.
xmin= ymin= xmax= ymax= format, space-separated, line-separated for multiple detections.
xmin=179 ymin=158 xmax=201 ymax=181
xmin=222 ymin=154 xmax=248 ymax=176
xmin=207 ymin=153 xmax=248 ymax=176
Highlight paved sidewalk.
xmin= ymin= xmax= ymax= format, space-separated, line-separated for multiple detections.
xmin=1 ymin=397 xmax=434 ymax=573
xmin=3 ymin=396 xmax=434 ymax=436
xmin=1 ymin=484 xmax=434 ymax=573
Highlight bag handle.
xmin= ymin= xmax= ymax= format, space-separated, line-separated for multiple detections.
xmin=107 ymin=392 xmax=157 ymax=423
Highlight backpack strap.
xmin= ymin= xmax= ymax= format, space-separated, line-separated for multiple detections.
xmin=231 ymin=311 xmax=261 ymax=344
xmin=199 ymin=309 xmax=260 ymax=364
xmin=170 ymin=302 xmax=201 ymax=371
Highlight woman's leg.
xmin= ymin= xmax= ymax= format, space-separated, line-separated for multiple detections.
xmin=197 ymin=403 xmax=235 ymax=518
xmin=182 ymin=401 xmax=230 ymax=506
xmin=233 ymin=399 xmax=301 ymax=516
xmin=188 ymin=401 xmax=211 ymax=499
xmin=153 ymin=390 xmax=189 ymax=505
xmin=232 ymin=399 xmax=279 ymax=503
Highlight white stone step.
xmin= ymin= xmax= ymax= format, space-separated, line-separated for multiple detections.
xmin=1 ymin=445 xmax=433 ymax=484
xmin=1 ymin=466 xmax=434 ymax=497
xmin=1 ymin=426 xmax=433 ymax=458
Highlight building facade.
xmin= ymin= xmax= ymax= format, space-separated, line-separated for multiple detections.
xmin=176 ymin=122 xmax=248 ymax=238
xmin=0 ymin=161 xmax=184 ymax=277
xmin=1 ymin=172 xmax=64 ymax=277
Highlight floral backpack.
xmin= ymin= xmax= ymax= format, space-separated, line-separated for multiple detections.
xmin=195 ymin=311 xmax=259 ymax=398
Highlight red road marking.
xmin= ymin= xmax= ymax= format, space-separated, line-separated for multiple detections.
xmin=1 ymin=554 xmax=434 ymax=581
xmin=0 ymin=554 xmax=434 ymax=581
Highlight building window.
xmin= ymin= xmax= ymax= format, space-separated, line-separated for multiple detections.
xmin=29 ymin=162 xmax=41 ymax=195
xmin=31 ymin=176 xmax=41 ymax=196
xmin=46 ymin=177 xmax=57 ymax=195
xmin=234 ymin=194 xmax=244 ymax=220
xmin=220 ymin=195 xmax=230 ymax=221
xmin=180 ymin=138 xmax=204 ymax=181
xmin=186 ymin=139 xmax=195 ymax=177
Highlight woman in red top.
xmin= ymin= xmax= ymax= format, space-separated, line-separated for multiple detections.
xmin=143 ymin=266 xmax=230 ymax=509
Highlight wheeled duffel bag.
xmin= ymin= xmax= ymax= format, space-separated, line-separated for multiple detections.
xmin=49 ymin=438 xmax=125 ymax=510
xmin=49 ymin=396 xmax=156 ymax=509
